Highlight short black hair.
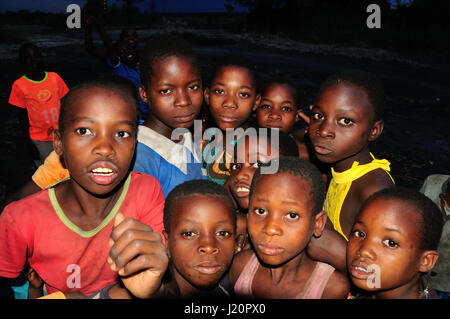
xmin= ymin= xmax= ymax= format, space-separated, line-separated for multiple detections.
xmin=164 ymin=180 xmax=236 ymax=233
xmin=234 ymin=128 xmax=299 ymax=159
xmin=250 ymin=156 xmax=325 ymax=215
xmin=363 ymin=187 xmax=444 ymax=251
xmin=318 ymin=69 xmax=385 ymax=121
xmin=139 ymin=34 xmax=200 ymax=88
xmin=208 ymin=54 xmax=258 ymax=91
xmin=259 ymin=76 xmax=301 ymax=107
xmin=58 ymin=76 xmax=140 ymax=135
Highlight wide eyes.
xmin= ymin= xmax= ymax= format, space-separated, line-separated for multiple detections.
xmin=351 ymin=229 xmax=399 ymax=249
xmin=213 ymin=88 xmax=251 ymax=99
xmin=180 ymin=230 xmax=232 ymax=239
xmin=259 ymin=104 xmax=293 ymax=112
xmin=75 ymin=127 xmax=93 ymax=136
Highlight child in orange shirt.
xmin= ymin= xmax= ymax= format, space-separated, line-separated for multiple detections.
xmin=8 ymin=43 xmax=69 ymax=165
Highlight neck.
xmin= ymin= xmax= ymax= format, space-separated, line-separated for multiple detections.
xmin=333 ymin=145 xmax=372 ymax=173
xmin=25 ymin=70 xmax=45 ymax=81
xmin=142 ymin=116 xmax=174 ymax=140
xmin=265 ymin=250 xmax=312 ymax=284
xmin=56 ymin=179 xmax=123 ymax=231
xmin=170 ymin=265 xmax=201 ymax=298
xmin=374 ymin=273 xmax=422 ymax=299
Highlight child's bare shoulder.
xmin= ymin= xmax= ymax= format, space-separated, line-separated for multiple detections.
xmin=353 ymin=168 xmax=394 ymax=202
xmin=228 ymin=249 xmax=255 ymax=286
xmin=322 ymin=267 xmax=350 ymax=299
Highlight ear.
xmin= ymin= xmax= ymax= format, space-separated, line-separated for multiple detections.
xmin=368 ymin=119 xmax=384 ymax=142
xmin=53 ymin=129 xmax=63 ymax=157
xmin=139 ymin=85 xmax=149 ymax=104
xmin=418 ymin=250 xmax=439 ymax=273
xmin=203 ymin=87 xmax=210 ymax=106
xmin=294 ymin=109 xmax=301 ymax=123
xmin=252 ymin=93 xmax=261 ymax=111
xmin=312 ymin=210 xmax=327 ymax=238
xmin=162 ymin=230 xmax=170 ymax=256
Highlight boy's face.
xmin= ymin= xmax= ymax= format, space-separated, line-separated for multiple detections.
xmin=165 ymin=195 xmax=235 ymax=291
xmin=256 ymin=83 xmax=299 ymax=133
xmin=248 ymin=173 xmax=326 ymax=266
xmin=228 ymin=137 xmax=279 ymax=209
xmin=140 ymin=56 xmax=203 ymax=133
xmin=204 ymin=65 xmax=260 ymax=131
xmin=54 ymin=87 xmax=137 ymax=196
xmin=347 ymin=198 xmax=427 ymax=294
xmin=21 ymin=46 xmax=43 ymax=74
xmin=308 ymin=83 xmax=382 ymax=171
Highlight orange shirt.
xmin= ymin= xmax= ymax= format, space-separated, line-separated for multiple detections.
xmin=9 ymin=72 xmax=69 ymax=141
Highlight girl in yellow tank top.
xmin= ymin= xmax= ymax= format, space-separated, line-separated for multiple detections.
xmin=324 ymin=153 xmax=395 ymax=241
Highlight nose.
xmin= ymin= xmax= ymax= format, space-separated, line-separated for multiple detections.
xmin=268 ymin=108 xmax=282 ymax=120
xmin=356 ymin=239 xmax=376 ymax=261
xmin=223 ymin=94 xmax=237 ymax=109
xmin=262 ymin=214 xmax=282 ymax=237
xmin=198 ymin=237 xmax=219 ymax=255
xmin=316 ymin=119 xmax=335 ymax=139
xmin=174 ymin=89 xmax=192 ymax=107
xmin=93 ymin=134 xmax=115 ymax=158
xmin=234 ymin=165 xmax=252 ymax=182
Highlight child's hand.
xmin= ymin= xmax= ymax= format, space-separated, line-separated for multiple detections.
xmin=107 ymin=213 xmax=168 ymax=299
xmin=298 ymin=106 xmax=312 ymax=125
xmin=26 ymin=267 xmax=43 ymax=289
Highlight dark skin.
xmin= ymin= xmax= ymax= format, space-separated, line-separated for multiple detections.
xmin=84 ymin=13 xmax=138 ymax=70
xmin=139 ymin=55 xmax=203 ymax=141
xmin=305 ymin=83 xmax=394 ymax=239
xmin=106 ymin=195 xmax=236 ymax=299
xmin=229 ymin=173 xmax=350 ymax=298
xmin=21 ymin=88 xmax=166 ymax=299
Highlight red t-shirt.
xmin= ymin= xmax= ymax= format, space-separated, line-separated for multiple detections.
xmin=0 ymin=172 xmax=164 ymax=296
xmin=8 ymin=72 xmax=69 ymax=141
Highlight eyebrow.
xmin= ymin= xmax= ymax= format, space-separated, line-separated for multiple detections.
xmin=212 ymin=82 xmax=253 ymax=90
xmin=384 ymin=227 xmax=402 ymax=234
xmin=182 ymin=219 xmax=232 ymax=226
xmin=253 ymin=197 xmax=299 ymax=206
xmin=261 ymin=98 xmax=293 ymax=104
xmin=70 ymin=117 xmax=135 ymax=126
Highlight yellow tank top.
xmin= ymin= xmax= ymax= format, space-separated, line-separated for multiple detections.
xmin=324 ymin=153 xmax=394 ymax=241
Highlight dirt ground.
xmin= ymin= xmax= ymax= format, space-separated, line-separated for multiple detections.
xmin=0 ymin=25 xmax=449 ymax=204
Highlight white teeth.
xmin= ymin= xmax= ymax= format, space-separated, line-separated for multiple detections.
xmin=236 ymin=187 xmax=250 ymax=193
xmin=354 ymin=266 xmax=369 ymax=273
xmin=91 ymin=167 xmax=113 ymax=175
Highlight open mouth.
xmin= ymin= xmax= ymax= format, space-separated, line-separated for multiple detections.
xmin=87 ymin=162 xmax=119 ymax=185
xmin=349 ymin=263 xmax=375 ymax=280
xmin=234 ymin=185 xmax=250 ymax=198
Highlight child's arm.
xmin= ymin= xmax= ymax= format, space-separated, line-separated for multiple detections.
xmin=84 ymin=15 xmax=115 ymax=64
xmin=107 ymin=213 xmax=168 ymax=299
xmin=307 ymin=225 xmax=348 ymax=275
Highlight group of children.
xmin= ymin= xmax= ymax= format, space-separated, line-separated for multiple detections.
xmin=0 ymin=28 xmax=447 ymax=300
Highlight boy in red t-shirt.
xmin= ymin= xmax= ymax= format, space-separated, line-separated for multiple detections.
xmin=0 ymin=78 xmax=165 ymax=298
xmin=8 ymin=43 xmax=69 ymax=165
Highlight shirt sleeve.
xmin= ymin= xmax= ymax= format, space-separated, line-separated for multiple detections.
xmin=8 ymin=81 xmax=26 ymax=108
xmin=32 ymin=151 xmax=69 ymax=189
xmin=55 ymin=73 xmax=69 ymax=98
xmin=134 ymin=175 xmax=165 ymax=236
xmin=0 ymin=206 xmax=29 ymax=278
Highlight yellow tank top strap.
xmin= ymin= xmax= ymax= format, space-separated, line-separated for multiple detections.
xmin=324 ymin=153 xmax=394 ymax=241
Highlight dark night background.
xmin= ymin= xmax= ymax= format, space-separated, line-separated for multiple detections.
xmin=0 ymin=0 xmax=449 ymax=205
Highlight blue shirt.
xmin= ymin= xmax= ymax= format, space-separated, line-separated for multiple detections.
xmin=133 ymin=125 xmax=206 ymax=198
xmin=107 ymin=58 xmax=149 ymax=120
